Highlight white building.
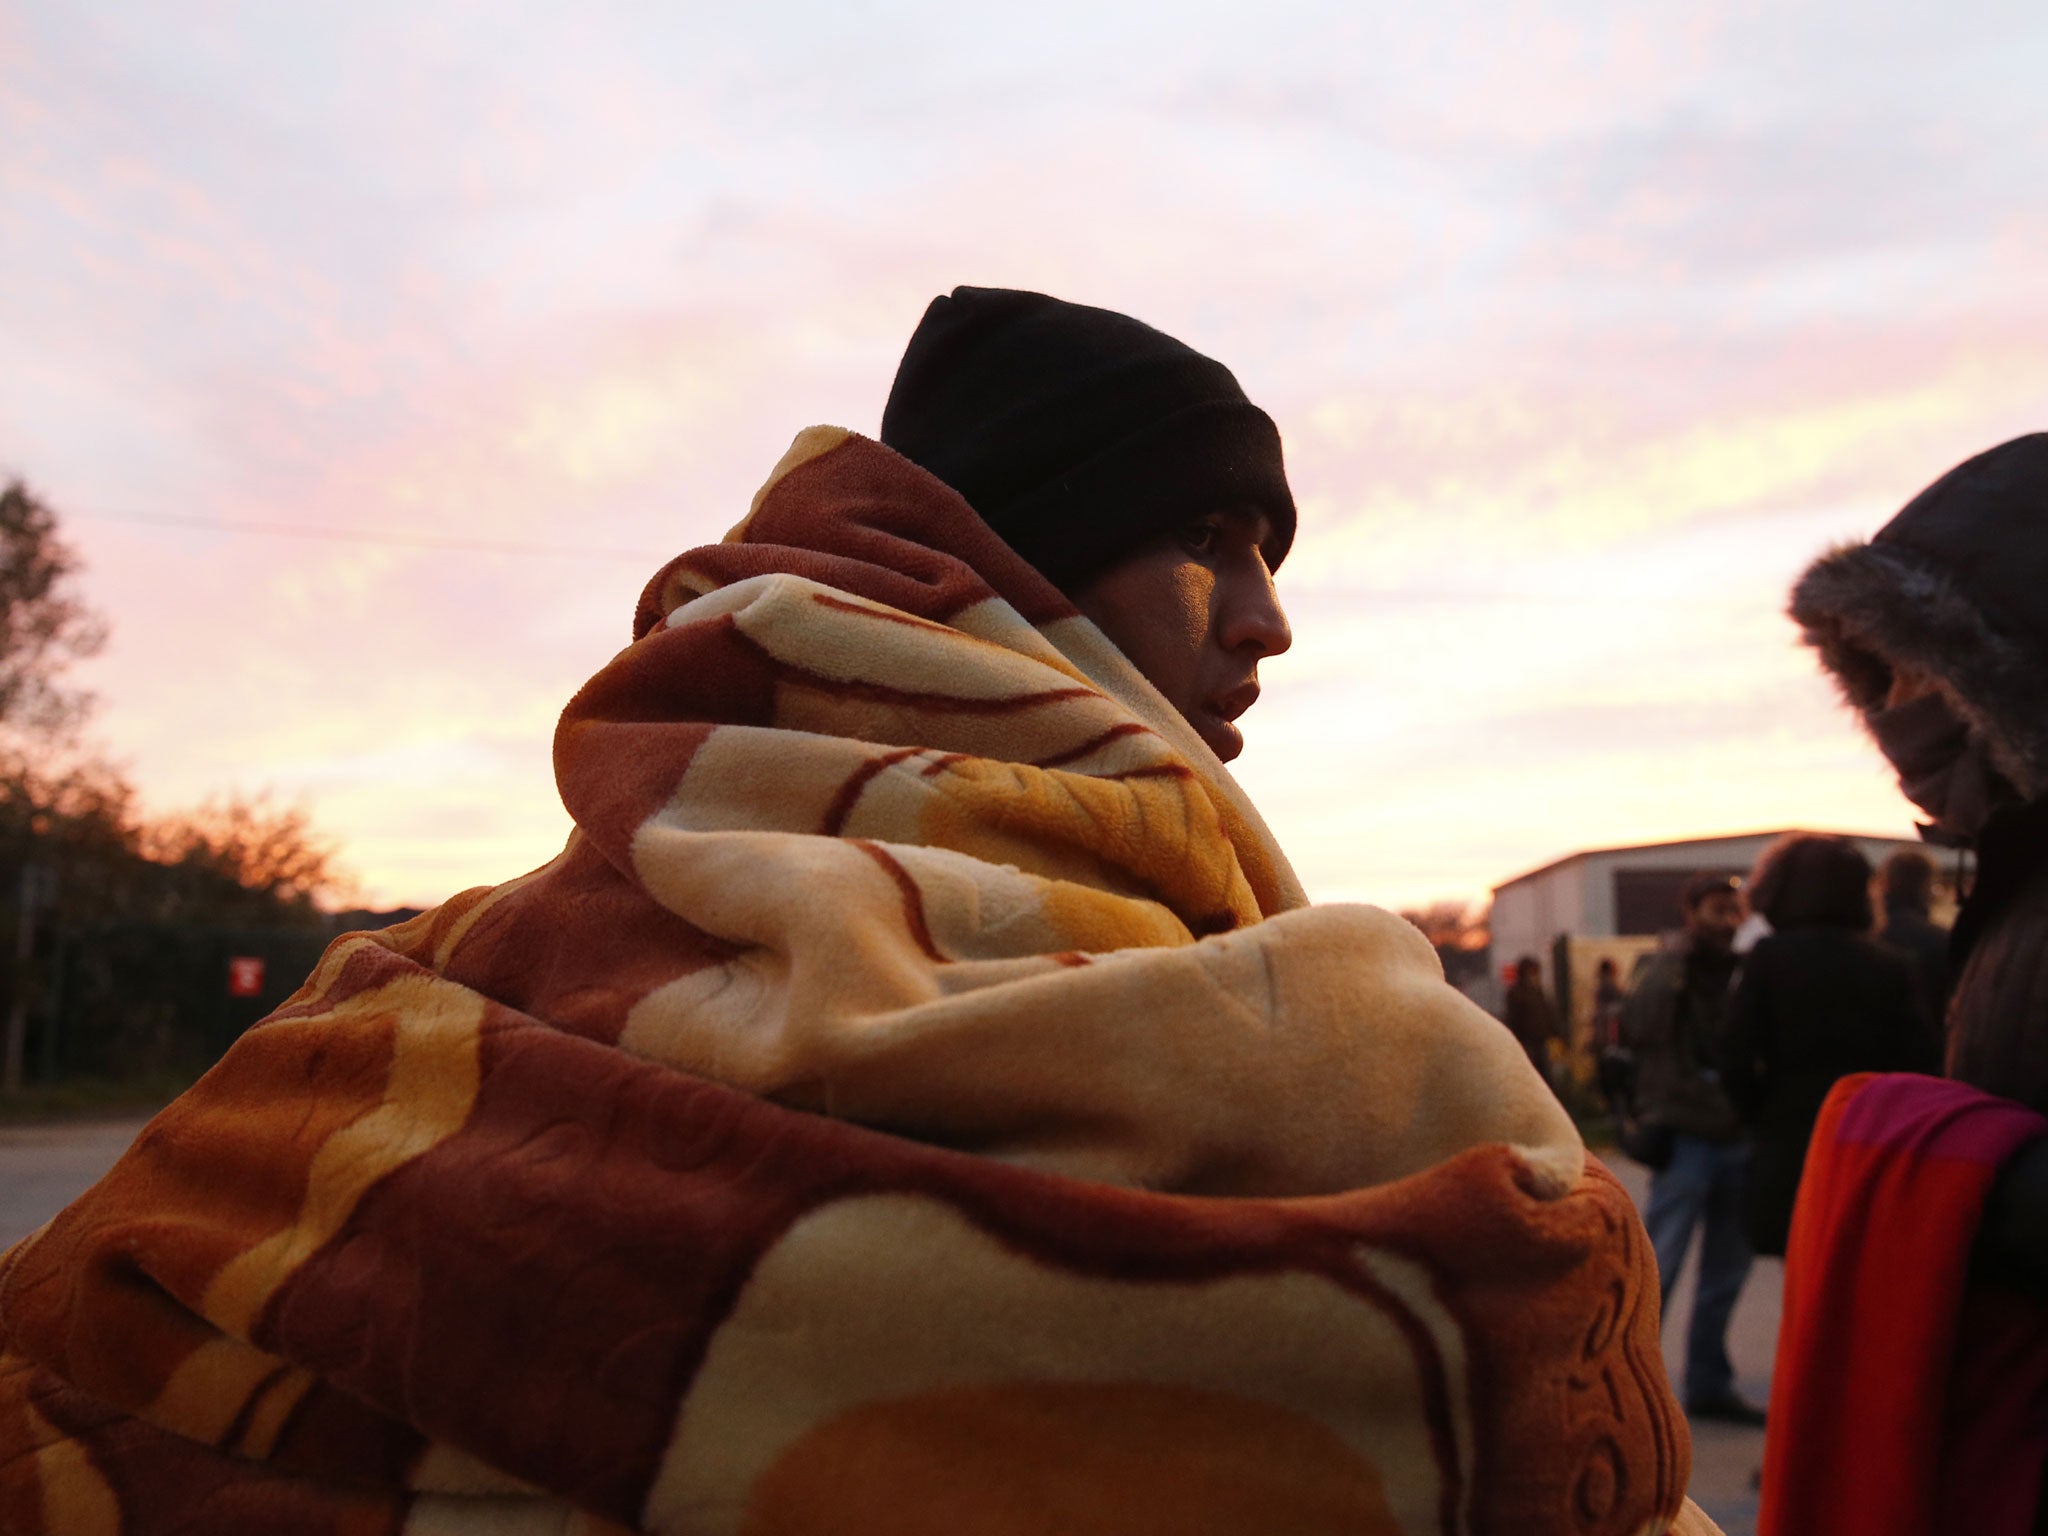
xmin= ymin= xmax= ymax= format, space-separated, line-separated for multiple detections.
xmin=1489 ymin=828 xmax=1964 ymax=1042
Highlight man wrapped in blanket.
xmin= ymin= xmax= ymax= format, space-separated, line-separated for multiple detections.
xmin=0 ymin=287 xmax=1716 ymax=1534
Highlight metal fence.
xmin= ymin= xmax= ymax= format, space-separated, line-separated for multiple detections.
xmin=16 ymin=923 xmax=336 ymax=1084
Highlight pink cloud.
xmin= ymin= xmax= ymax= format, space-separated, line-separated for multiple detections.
xmin=7 ymin=1 xmax=2044 ymax=912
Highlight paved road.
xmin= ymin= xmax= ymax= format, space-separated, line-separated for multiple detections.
xmin=2 ymin=1118 xmax=1772 ymax=1532
xmin=0 ymin=1115 xmax=154 ymax=1250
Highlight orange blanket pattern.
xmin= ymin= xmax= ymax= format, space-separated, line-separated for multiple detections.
xmin=1 ymin=428 xmax=1705 ymax=1534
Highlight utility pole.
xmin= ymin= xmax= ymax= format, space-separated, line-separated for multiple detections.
xmin=2 ymin=864 xmax=56 ymax=1094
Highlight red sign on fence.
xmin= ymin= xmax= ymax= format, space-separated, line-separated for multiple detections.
xmin=227 ymin=956 xmax=266 ymax=998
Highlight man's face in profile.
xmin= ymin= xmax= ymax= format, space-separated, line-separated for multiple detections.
xmin=1070 ymin=506 xmax=1292 ymax=762
xmin=1686 ymin=890 xmax=1743 ymax=954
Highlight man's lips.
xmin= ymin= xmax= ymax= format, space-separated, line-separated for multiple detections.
xmin=1191 ymin=681 xmax=1260 ymax=761
xmin=1208 ymin=681 xmax=1261 ymax=723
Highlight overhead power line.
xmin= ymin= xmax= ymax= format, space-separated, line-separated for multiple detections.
xmin=64 ymin=509 xmax=1774 ymax=607
xmin=69 ymin=508 xmax=674 ymax=562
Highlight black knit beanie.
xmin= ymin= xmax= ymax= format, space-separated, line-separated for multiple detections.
xmin=879 ymin=287 xmax=1296 ymax=593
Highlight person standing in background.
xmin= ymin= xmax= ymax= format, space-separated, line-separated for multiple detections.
xmin=1724 ymin=834 xmax=1939 ymax=1258
xmin=1591 ymin=956 xmax=1627 ymax=1052
xmin=1877 ymin=848 xmax=1952 ymax=1035
xmin=1503 ymin=954 xmax=1561 ymax=1080
xmin=1622 ymin=872 xmax=1763 ymax=1425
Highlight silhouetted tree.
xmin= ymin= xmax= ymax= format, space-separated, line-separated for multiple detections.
xmin=0 ymin=480 xmax=109 ymax=748
xmin=0 ymin=752 xmax=144 ymax=918
xmin=0 ymin=481 xmax=347 ymax=923
xmin=0 ymin=481 xmax=354 ymax=1088
xmin=1400 ymin=897 xmax=1495 ymax=1001
xmin=142 ymin=794 xmax=349 ymax=927
xmin=1400 ymin=898 xmax=1491 ymax=953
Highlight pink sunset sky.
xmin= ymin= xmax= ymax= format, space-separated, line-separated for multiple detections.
xmin=3 ymin=3 xmax=2045 ymax=913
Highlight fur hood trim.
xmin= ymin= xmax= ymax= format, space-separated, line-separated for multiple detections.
xmin=1791 ymin=539 xmax=2048 ymax=801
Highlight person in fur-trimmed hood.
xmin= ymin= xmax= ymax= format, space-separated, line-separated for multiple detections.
xmin=1789 ymin=431 xmax=2048 ymax=1100
xmin=1760 ymin=434 xmax=2048 ymax=1535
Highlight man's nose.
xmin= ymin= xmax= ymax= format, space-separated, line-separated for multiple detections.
xmin=1221 ymin=565 xmax=1292 ymax=659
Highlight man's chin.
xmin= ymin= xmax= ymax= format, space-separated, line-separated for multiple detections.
xmin=1197 ymin=714 xmax=1244 ymax=762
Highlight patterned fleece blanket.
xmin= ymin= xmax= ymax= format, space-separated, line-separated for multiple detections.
xmin=1761 ymin=1072 xmax=2048 ymax=1536
xmin=0 ymin=427 xmax=1711 ymax=1536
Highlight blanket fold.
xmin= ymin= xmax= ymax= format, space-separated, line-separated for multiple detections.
xmin=2 ymin=427 xmax=1703 ymax=1534
xmin=1760 ymin=1071 xmax=2048 ymax=1535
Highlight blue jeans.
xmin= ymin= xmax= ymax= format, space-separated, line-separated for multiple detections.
xmin=1642 ymin=1133 xmax=1755 ymax=1403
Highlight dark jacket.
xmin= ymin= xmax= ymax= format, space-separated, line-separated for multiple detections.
xmin=1944 ymin=800 xmax=2048 ymax=1113
xmin=1791 ymin=432 xmax=2048 ymax=1282
xmin=1724 ymin=927 xmax=1939 ymax=1255
xmin=1878 ymin=902 xmax=1951 ymax=1035
xmin=1503 ymin=978 xmax=1560 ymax=1073
xmin=1620 ymin=944 xmax=1743 ymax=1143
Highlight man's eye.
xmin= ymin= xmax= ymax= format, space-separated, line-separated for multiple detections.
xmin=1178 ymin=520 xmax=1220 ymax=556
